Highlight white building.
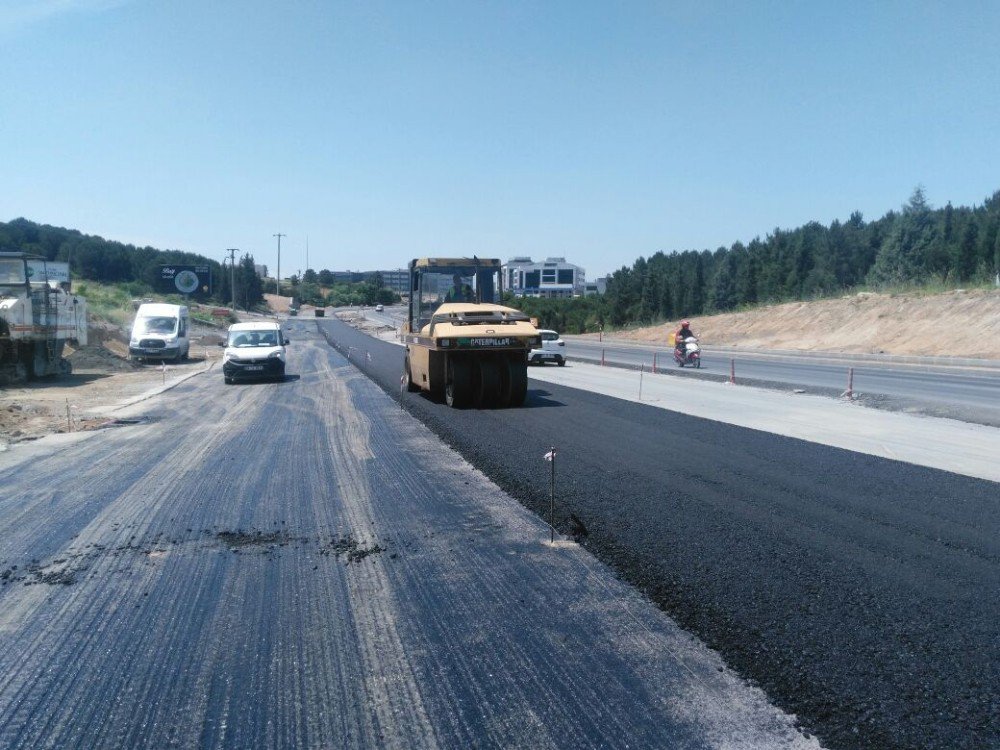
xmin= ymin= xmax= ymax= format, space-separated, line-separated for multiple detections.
xmin=503 ymin=257 xmax=586 ymax=298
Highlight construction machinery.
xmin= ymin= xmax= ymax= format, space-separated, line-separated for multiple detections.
xmin=0 ymin=252 xmax=88 ymax=382
xmin=401 ymin=258 xmax=540 ymax=408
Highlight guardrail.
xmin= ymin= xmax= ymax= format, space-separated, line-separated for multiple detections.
xmin=564 ymin=335 xmax=1000 ymax=371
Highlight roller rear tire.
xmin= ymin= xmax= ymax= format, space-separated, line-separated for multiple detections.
xmin=445 ymin=356 xmax=473 ymax=408
xmin=508 ymin=359 xmax=528 ymax=407
xmin=404 ymin=355 xmax=421 ymax=392
xmin=473 ymin=356 xmax=502 ymax=408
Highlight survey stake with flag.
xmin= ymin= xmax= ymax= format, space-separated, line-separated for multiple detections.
xmin=544 ymin=446 xmax=557 ymax=542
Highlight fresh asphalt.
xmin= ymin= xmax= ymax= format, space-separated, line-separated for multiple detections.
xmin=317 ymin=315 xmax=1000 ymax=750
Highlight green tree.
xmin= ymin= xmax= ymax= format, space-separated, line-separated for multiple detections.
xmin=956 ymin=222 xmax=979 ymax=281
xmin=237 ymin=253 xmax=264 ymax=311
xmin=868 ymin=187 xmax=935 ymax=288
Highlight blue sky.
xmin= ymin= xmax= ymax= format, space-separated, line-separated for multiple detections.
xmin=2 ymin=1 xmax=998 ymax=280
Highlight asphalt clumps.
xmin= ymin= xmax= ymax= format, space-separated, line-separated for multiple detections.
xmin=215 ymin=529 xmax=292 ymax=549
xmin=320 ymin=535 xmax=387 ymax=563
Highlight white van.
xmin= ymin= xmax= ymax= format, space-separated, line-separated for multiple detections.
xmin=221 ymin=320 xmax=288 ymax=384
xmin=129 ymin=303 xmax=191 ymax=362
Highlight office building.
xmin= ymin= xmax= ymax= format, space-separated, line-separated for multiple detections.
xmin=502 ymin=257 xmax=586 ymax=298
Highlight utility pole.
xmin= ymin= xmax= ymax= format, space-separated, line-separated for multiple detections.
xmin=226 ymin=249 xmax=238 ymax=313
xmin=306 ymin=236 xmax=309 ymax=275
xmin=273 ymin=233 xmax=285 ymax=298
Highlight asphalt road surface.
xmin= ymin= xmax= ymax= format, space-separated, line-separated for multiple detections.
xmin=564 ymin=338 xmax=1000 ymax=425
xmin=0 ymin=325 xmax=818 ymax=749
xmin=318 ymin=316 xmax=1000 ymax=750
xmin=353 ymin=306 xmax=1000 ymax=424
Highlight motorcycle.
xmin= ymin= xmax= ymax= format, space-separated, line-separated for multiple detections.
xmin=673 ymin=336 xmax=701 ymax=368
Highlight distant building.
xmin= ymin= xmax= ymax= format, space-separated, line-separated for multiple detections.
xmin=584 ymin=277 xmax=607 ymax=296
xmin=322 ymin=269 xmax=408 ymax=293
xmin=502 ymin=257 xmax=586 ymax=298
xmin=254 ymin=264 xmax=268 ymax=278
xmin=376 ymin=269 xmax=409 ymax=294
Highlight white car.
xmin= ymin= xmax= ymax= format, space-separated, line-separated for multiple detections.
xmin=529 ymin=329 xmax=566 ymax=366
xmin=374 ymin=304 xmax=384 ymax=312
xmin=221 ymin=321 xmax=289 ymax=384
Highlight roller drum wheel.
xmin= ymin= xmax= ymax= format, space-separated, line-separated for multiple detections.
xmin=473 ymin=356 xmax=502 ymax=408
xmin=496 ymin=357 xmax=513 ymax=408
xmin=508 ymin=358 xmax=528 ymax=407
xmin=404 ymin=355 xmax=421 ymax=392
xmin=445 ymin=356 xmax=473 ymax=408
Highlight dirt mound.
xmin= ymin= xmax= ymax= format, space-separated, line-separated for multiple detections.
xmin=66 ymin=344 xmax=140 ymax=372
xmin=88 ymin=321 xmax=128 ymax=347
xmin=605 ymin=288 xmax=1000 ymax=359
xmin=264 ymin=293 xmax=292 ymax=313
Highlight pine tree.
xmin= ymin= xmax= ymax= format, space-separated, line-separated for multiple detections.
xmin=868 ymin=187 xmax=936 ymax=288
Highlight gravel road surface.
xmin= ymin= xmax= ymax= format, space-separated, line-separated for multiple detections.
xmin=0 ymin=323 xmax=818 ymax=749
xmin=318 ymin=316 xmax=1000 ymax=750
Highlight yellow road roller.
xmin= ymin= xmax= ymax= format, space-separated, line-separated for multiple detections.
xmin=401 ymin=258 xmax=540 ymax=408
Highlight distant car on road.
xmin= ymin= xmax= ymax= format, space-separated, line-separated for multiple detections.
xmin=528 ymin=329 xmax=566 ymax=366
xmin=374 ymin=304 xmax=384 ymax=312
xmin=222 ymin=321 xmax=288 ymax=384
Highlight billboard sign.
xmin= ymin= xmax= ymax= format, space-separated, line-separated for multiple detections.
xmin=26 ymin=260 xmax=70 ymax=284
xmin=160 ymin=265 xmax=212 ymax=296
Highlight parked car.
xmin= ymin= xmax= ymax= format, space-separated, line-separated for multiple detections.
xmin=221 ymin=321 xmax=289 ymax=384
xmin=374 ymin=304 xmax=384 ymax=312
xmin=528 ymin=329 xmax=566 ymax=366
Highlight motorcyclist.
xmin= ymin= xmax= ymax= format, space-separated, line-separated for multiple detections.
xmin=674 ymin=319 xmax=695 ymax=358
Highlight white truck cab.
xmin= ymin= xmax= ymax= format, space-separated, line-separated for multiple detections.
xmin=129 ymin=303 xmax=190 ymax=362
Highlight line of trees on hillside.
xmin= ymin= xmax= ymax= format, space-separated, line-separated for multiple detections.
xmin=0 ymin=218 xmax=400 ymax=311
xmin=0 ymin=218 xmax=274 ymax=310
xmin=603 ymin=187 xmax=1000 ymax=328
xmin=5 ymin=185 xmax=998 ymax=331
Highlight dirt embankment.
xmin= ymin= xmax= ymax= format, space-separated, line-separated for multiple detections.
xmin=0 ymin=319 xmax=224 ymax=447
xmin=263 ymin=293 xmax=293 ymax=313
xmin=602 ymin=288 xmax=1000 ymax=359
